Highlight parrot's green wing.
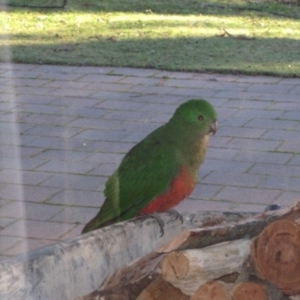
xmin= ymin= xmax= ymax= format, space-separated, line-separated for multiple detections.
xmin=85 ymin=129 xmax=180 ymax=231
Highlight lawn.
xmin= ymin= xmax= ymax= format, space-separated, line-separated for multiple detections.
xmin=1 ymin=0 xmax=300 ymax=76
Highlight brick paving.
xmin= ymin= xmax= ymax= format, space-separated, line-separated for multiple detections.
xmin=0 ymin=63 xmax=300 ymax=261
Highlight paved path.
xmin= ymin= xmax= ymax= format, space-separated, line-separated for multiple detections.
xmin=0 ymin=63 xmax=300 ymax=261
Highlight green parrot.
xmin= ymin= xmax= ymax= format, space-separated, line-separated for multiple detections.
xmin=82 ymin=99 xmax=218 ymax=234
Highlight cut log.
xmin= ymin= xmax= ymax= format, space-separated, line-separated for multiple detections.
xmin=231 ymin=282 xmax=268 ymax=300
xmin=232 ymin=259 xmax=284 ymax=300
xmin=161 ymin=239 xmax=251 ymax=295
xmin=251 ymin=219 xmax=300 ymax=295
xmin=96 ymin=212 xmax=257 ymax=292
xmin=76 ymin=202 xmax=300 ymax=300
xmin=100 ymin=212 xmax=255 ymax=291
xmin=136 ymin=276 xmax=189 ymax=300
xmin=158 ymin=201 xmax=300 ymax=252
xmin=191 ymin=280 xmax=231 ymax=300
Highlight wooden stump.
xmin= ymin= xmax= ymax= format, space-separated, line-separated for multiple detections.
xmin=251 ymin=219 xmax=300 ymax=295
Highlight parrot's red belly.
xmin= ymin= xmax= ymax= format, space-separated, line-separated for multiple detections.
xmin=140 ymin=167 xmax=196 ymax=214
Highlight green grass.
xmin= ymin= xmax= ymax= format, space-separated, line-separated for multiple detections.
xmin=1 ymin=0 xmax=300 ymax=76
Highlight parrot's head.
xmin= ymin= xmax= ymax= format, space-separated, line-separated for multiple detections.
xmin=171 ymin=99 xmax=218 ymax=136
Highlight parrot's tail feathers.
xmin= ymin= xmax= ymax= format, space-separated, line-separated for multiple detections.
xmin=81 ymin=218 xmax=97 ymax=234
xmin=81 ymin=211 xmax=118 ymax=234
xmin=81 ymin=213 xmax=101 ymax=234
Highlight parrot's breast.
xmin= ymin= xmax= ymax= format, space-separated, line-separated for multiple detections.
xmin=140 ymin=167 xmax=196 ymax=214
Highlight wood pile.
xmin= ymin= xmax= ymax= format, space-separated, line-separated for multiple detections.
xmin=76 ymin=201 xmax=300 ymax=300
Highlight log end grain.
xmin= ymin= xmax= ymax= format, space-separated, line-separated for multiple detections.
xmin=191 ymin=281 xmax=231 ymax=300
xmin=161 ymin=252 xmax=190 ymax=282
xmin=137 ymin=276 xmax=189 ymax=300
xmin=251 ymin=219 xmax=300 ymax=295
xmin=231 ymin=282 xmax=268 ymax=300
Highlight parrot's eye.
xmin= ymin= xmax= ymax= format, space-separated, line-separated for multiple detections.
xmin=197 ymin=115 xmax=204 ymax=121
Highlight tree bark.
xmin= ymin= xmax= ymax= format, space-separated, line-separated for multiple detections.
xmin=74 ymin=273 xmax=158 ymax=300
xmin=158 ymin=202 xmax=300 ymax=253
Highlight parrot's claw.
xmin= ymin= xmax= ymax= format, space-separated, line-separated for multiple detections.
xmin=148 ymin=213 xmax=165 ymax=236
xmin=136 ymin=213 xmax=165 ymax=236
xmin=167 ymin=209 xmax=184 ymax=223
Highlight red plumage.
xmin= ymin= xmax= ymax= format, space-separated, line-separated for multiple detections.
xmin=140 ymin=167 xmax=196 ymax=214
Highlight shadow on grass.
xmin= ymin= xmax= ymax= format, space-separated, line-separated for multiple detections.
xmin=2 ymin=0 xmax=300 ymax=19
xmin=2 ymin=34 xmax=300 ymax=76
xmin=73 ymin=0 xmax=300 ymax=19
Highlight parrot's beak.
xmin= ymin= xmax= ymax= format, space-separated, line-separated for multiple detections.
xmin=208 ymin=121 xmax=218 ymax=135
